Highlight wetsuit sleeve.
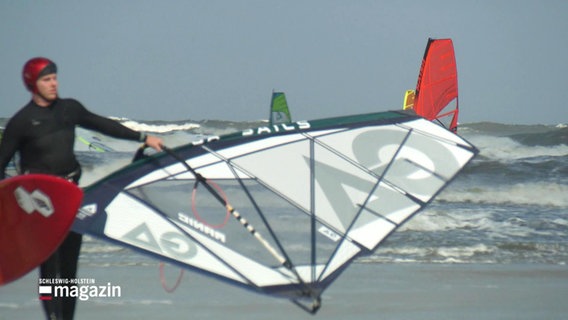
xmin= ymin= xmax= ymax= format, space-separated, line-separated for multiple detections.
xmin=0 ymin=120 xmax=21 ymax=180
xmin=74 ymin=102 xmax=143 ymax=141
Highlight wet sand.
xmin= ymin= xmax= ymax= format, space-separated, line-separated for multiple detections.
xmin=1 ymin=263 xmax=567 ymax=320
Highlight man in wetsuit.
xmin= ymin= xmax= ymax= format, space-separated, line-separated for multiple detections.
xmin=0 ymin=57 xmax=163 ymax=320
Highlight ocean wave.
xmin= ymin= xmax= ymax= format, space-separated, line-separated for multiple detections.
xmin=462 ymin=122 xmax=566 ymax=137
xmin=364 ymin=240 xmax=568 ymax=264
xmin=118 ymin=119 xmax=200 ymax=133
xmin=466 ymin=135 xmax=568 ymax=161
xmin=362 ymin=243 xmax=497 ymax=264
xmin=400 ymin=207 xmax=563 ymax=240
xmin=112 ymin=117 xmax=268 ymax=137
xmin=79 ymin=155 xmax=133 ymax=187
xmin=462 ymin=156 xmax=568 ymax=186
xmin=400 ymin=210 xmax=492 ymax=232
xmin=510 ymin=127 xmax=568 ymax=147
xmin=439 ymin=182 xmax=568 ymax=207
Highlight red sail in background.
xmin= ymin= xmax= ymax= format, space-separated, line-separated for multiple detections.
xmin=413 ymin=38 xmax=459 ymax=132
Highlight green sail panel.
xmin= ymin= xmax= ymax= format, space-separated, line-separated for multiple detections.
xmin=269 ymin=92 xmax=292 ymax=125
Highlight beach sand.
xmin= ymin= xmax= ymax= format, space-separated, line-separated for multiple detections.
xmin=1 ymin=263 xmax=567 ymax=320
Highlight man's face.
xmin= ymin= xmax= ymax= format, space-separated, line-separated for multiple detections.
xmin=35 ymin=73 xmax=58 ymax=102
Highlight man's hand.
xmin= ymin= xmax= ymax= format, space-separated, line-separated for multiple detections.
xmin=145 ymin=135 xmax=163 ymax=152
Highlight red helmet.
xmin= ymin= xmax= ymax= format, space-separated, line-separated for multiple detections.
xmin=22 ymin=57 xmax=57 ymax=93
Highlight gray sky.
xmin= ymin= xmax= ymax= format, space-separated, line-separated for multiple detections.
xmin=1 ymin=0 xmax=566 ymax=124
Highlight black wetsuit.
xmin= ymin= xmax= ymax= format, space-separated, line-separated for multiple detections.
xmin=0 ymin=98 xmax=143 ymax=320
xmin=0 ymin=98 xmax=141 ymax=178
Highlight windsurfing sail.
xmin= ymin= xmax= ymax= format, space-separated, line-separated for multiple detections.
xmin=73 ymin=110 xmax=477 ymax=313
xmin=402 ymin=89 xmax=415 ymax=110
xmin=269 ymin=91 xmax=292 ymax=125
xmin=76 ymin=135 xmax=113 ymax=152
xmin=412 ymin=38 xmax=459 ymax=132
xmin=76 ymin=135 xmax=114 ymax=152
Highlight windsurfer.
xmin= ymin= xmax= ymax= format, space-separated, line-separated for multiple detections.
xmin=0 ymin=57 xmax=163 ymax=320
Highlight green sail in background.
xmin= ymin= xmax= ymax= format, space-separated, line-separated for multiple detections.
xmin=269 ymin=91 xmax=292 ymax=125
xmin=76 ymin=135 xmax=114 ymax=152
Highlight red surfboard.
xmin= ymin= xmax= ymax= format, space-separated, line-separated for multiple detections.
xmin=0 ymin=174 xmax=83 ymax=285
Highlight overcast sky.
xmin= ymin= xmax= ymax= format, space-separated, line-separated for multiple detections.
xmin=1 ymin=0 xmax=566 ymax=125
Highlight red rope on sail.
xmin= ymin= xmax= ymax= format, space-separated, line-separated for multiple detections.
xmin=191 ymin=180 xmax=231 ymax=229
xmin=159 ymin=262 xmax=184 ymax=293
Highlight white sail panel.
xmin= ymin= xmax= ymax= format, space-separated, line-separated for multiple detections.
xmin=104 ymin=194 xmax=247 ymax=282
xmin=173 ymin=223 xmax=307 ymax=287
xmin=365 ymin=182 xmax=422 ymax=224
xmin=402 ymin=119 xmax=470 ymax=150
xmin=314 ymin=126 xmax=411 ymax=177
xmin=311 ymin=145 xmax=378 ymax=233
xmin=230 ymin=138 xmax=312 ymax=211
xmin=347 ymin=216 xmax=396 ymax=250
xmin=320 ymin=239 xmax=362 ymax=280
